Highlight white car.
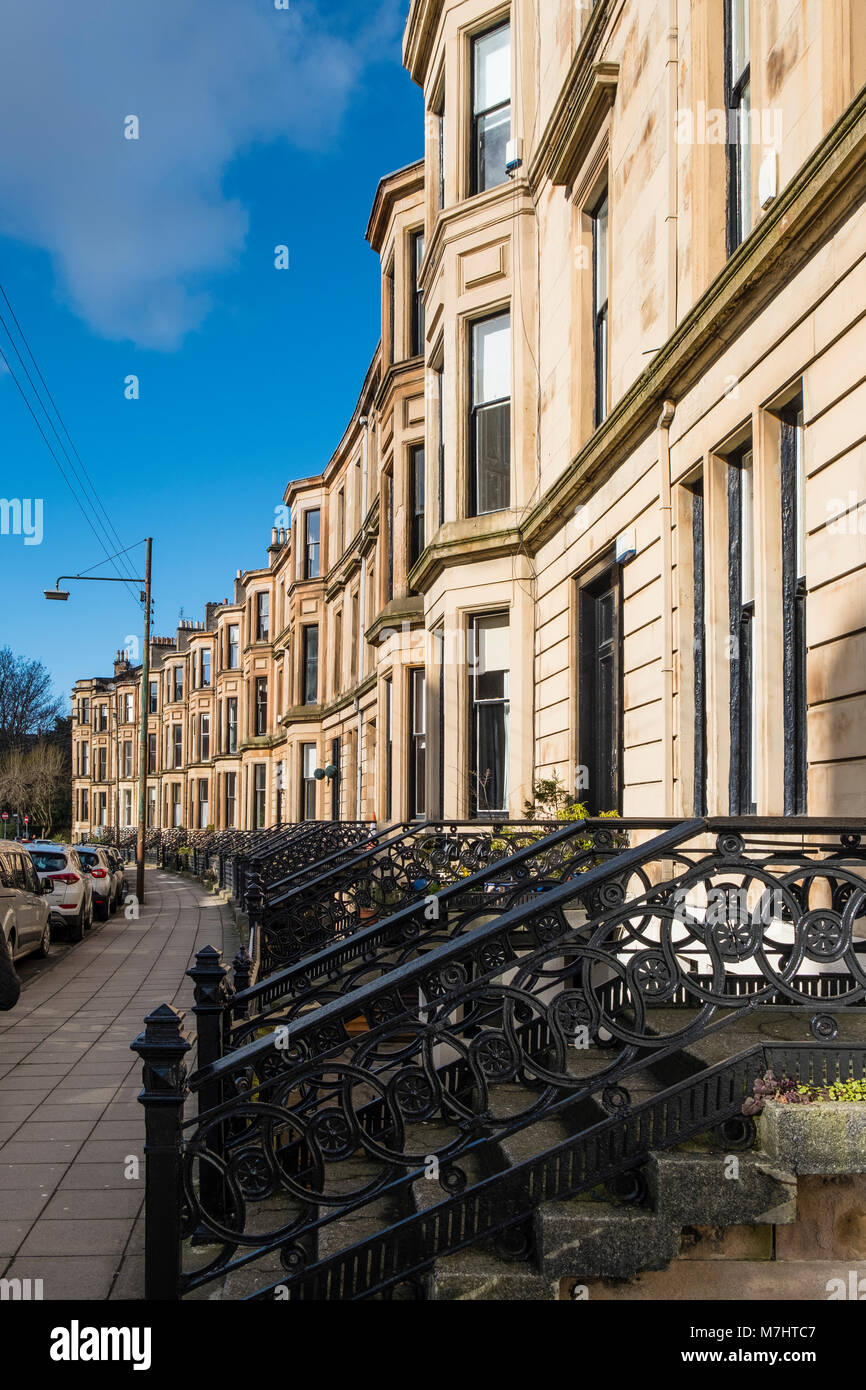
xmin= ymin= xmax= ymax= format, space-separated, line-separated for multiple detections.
xmin=76 ymin=846 xmax=117 ymax=920
xmin=0 ymin=842 xmax=52 ymax=962
xmin=28 ymin=844 xmax=94 ymax=942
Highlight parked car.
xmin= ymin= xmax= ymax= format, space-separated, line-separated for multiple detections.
xmin=27 ymin=844 xmax=94 ymax=942
xmin=0 ymin=923 xmax=20 ymax=1010
xmin=76 ymin=846 xmax=118 ymax=920
xmin=103 ymin=848 xmax=128 ymax=907
xmin=0 ymin=842 xmax=52 ymax=963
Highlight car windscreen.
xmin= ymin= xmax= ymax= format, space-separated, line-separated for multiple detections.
xmin=78 ymin=851 xmax=101 ymax=868
xmin=30 ymin=852 xmax=67 ymax=872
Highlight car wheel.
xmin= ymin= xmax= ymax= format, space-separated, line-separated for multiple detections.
xmin=33 ymin=920 xmax=51 ymax=959
xmin=96 ymin=897 xmax=110 ymax=921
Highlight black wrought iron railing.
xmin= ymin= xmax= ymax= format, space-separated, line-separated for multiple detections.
xmin=132 ymin=817 xmax=866 ymax=1301
xmin=247 ymin=818 xmax=603 ymax=980
xmin=231 ymin=822 xmax=371 ymax=907
xmin=229 ymin=816 xmax=638 ymax=1050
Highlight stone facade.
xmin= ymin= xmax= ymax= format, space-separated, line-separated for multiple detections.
xmin=72 ymin=0 xmax=866 ymax=836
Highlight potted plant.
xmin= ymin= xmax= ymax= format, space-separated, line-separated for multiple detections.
xmin=744 ymin=1070 xmax=866 ymax=1175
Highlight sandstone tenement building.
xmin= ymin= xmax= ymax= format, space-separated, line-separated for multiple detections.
xmin=72 ymin=0 xmax=866 ymax=837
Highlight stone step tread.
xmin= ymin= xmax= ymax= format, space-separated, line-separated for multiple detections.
xmin=540 ymin=1196 xmax=663 ymax=1229
xmin=427 ymin=1246 xmax=554 ymax=1301
xmin=411 ymin=1153 xmax=489 ymax=1212
xmin=317 ymin=1213 xmax=392 ymax=1260
xmin=497 ymin=1116 xmax=572 ymax=1164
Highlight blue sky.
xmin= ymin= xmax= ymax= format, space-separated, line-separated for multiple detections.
xmin=0 ymin=0 xmax=421 ymax=709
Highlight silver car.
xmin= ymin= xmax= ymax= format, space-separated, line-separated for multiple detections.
xmin=0 ymin=843 xmax=52 ymax=962
xmin=76 ymin=846 xmax=118 ymax=920
xmin=103 ymin=847 xmax=129 ymax=907
xmin=28 ymin=844 xmax=94 ymax=942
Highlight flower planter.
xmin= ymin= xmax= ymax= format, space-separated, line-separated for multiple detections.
xmin=758 ymin=1100 xmax=866 ymax=1175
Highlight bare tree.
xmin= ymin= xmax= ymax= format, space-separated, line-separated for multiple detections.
xmin=0 ymin=648 xmax=63 ymax=744
xmin=0 ymin=747 xmax=31 ymax=821
xmin=27 ymin=740 xmax=67 ymax=837
xmin=0 ymin=736 xmax=71 ymax=838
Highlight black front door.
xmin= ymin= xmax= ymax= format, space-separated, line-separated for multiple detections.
xmin=578 ymin=564 xmax=622 ymax=813
xmin=331 ymin=738 xmax=341 ymax=821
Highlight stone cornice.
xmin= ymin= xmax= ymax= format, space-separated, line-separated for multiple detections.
xmin=365 ymin=595 xmax=425 ymax=645
xmin=402 ymin=0 xmax=442 ymax=88
xmin=410 ymin=514 xmax=524 ymax=588
xmin=366 ymin=160 xmax=425 ymax=252
xmin=530 ymin=61 xmax=619 ymax=191
xmin=279 ymin=705 xmax=323 ymax=726
xmin=522 ymin=84 xmax=866 ymax=551
xmin=374 ymin=355 xmax=425 ymax=414
xmin=325 ymin=549 xmax=362 ymax=601
xmin=528 ymin=1 xmax=613 ymax=190
xmin=319 ymin=670 xmax=378 ymax=721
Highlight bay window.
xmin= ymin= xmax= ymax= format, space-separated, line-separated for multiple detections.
xmin=304 ymin=510 xmax=321 ymax=580
xmin=469 ymin=612 xmax=509 ymax=814
xmin=409 ymin=668 xmax=426 ymax=819
xmin=471 ymin=22 xmax=511 ymax=194
xmin=254 ymin=677 xmax=268 ymax=736
xmin=410 ymin=444 xmax=425 ymax=573
xmin=255 ymin=592 xmax=270 ymax=643
xmin=410 ymin=229 xmax=425 ymax=356
xmin=470 ymin=312 xmax=511 ymax=515
xmin=301 ymin=743 xmax=317 ymax=821
xmin=253 ymin=764 xmax=267 ymax=829
xmin=725 ymin=0 xmax=752 ymax=253
xmin=592 ymin=192 xmax=609 ymax=427
xmin=302 ymin=625 xmax=319 ymax=706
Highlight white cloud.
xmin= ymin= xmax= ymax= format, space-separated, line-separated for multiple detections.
xmin=0 ymin=0 xmax=402 ymax=349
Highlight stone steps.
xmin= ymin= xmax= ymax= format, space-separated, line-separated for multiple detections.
xmin=185 ymin=1011 xmax=832 ymax=1299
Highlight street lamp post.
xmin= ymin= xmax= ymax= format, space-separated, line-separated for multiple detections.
xmin=135 ymin=539 xmax=153 ymax=904
xmin=45 ymin=538 xmax=153 ymax=907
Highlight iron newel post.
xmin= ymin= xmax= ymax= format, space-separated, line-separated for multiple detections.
xmin=131 ymin=1002 xmax=192 ymax=1301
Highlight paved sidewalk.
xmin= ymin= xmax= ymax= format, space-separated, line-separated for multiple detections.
xmin=0 ymin=867 xmax=238 ymax=1300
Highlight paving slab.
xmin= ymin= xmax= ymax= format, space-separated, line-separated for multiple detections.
xmin=0 ymin=868 xmax=237 ymax=1299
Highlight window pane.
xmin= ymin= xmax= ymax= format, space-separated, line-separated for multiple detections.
xmin=740 ymin=450 xmax=755 ymax=605
xmin=303 ymin=744 xmax=316 ymax=779
xmin=794 ymin=409 xmax=805 ymax=578
xmin=410 ymin=446 xmax=425 ymax=567
xmin=304 ymin=625 xmax=319 ymax=704
xmin=412 ymin=669 xmax=426 ymax=735
xmin=594 ymin=195 xmax=609 ymax=308
xmin=474 ymin=401 xmax=511 ymax=514
xmin=476 ymin=704 xmax=508 ymax=811
xmin=474 ymin=612 xmax=509 ymax=701
xmin=306 ymin=510 xmax=321 ymax=578
xmin=474 ymin=24 xmax=510 ymax=112
xmin=730 ymin=0 xmax=750 ymax=81
xmin=473 ymin=313 xmax=510 ymax=405
xmin=476 ymin=105 xmax=510 ymax=191
xmin=736 ymin=81 xmax=752 ymax=241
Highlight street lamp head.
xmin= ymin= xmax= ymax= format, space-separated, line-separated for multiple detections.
xmin=44 ymin=589 xmax=70 ymax=601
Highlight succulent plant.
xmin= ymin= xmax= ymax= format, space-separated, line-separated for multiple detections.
xmin=743 ymin=1069 xmax=866 ymax=1114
